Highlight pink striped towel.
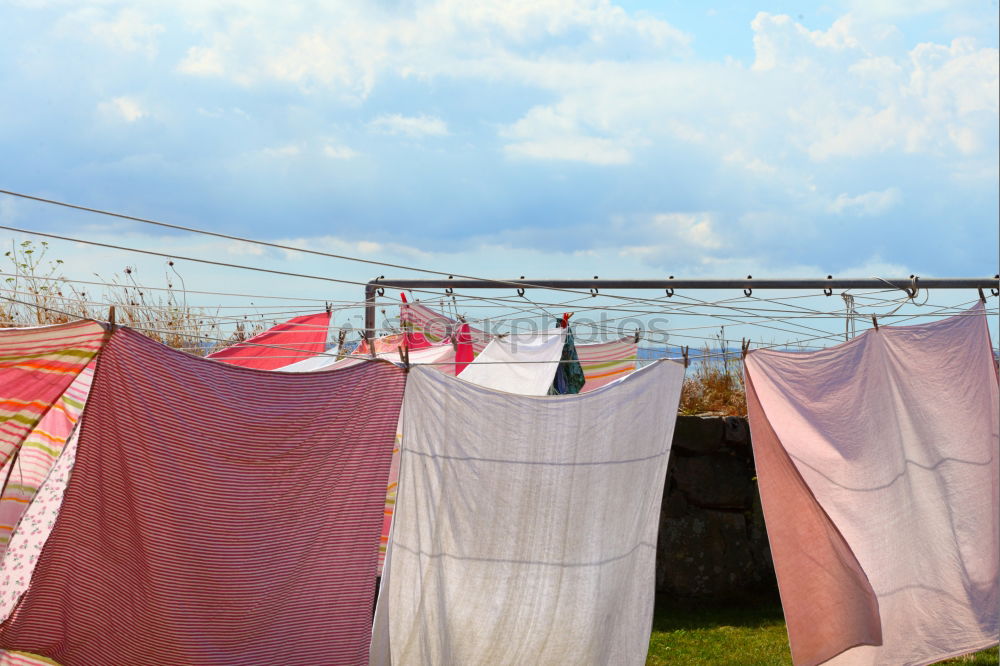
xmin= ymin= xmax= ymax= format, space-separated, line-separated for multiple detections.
xmin=0 ymin=327 xmax=405 ymax=665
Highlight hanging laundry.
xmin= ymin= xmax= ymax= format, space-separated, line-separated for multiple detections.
xmin=457 ymin=330 xmax=566 ymax=396
xmin=280 ymin=343 xmax=456 ymax=374
xmin=548 ymin=328 xmax=586 ymax=395
xmin=0 ymin=328 xmax=406 ymax=665
xmin=575 ymin=337 xmax=638 ymax=391
xmin=0 ymin=364 xmax=93 ymax=554
xmin=745 ymin=303 xmax=999 ymax=666
xmin=399 ymin=301 xmax=638 ymax=391
xmin=355 ymin=331 xmax=434 ymax=356
xmin=371 ymin=360 xmax=685 ymax=665
xmin=206 ymin=311 xmax=331 ymax=370
xmin=453 ymin=323 xmax=474 ymax=375
xmin=0 ymin=319 xmax=106 ymax=466
xmin=0 ymin=427 xmax=80 ymax=624
xmin=280 ymin=342 xmax=456 ymax=574
xmin=400 ymin=300 xmax=490 ymax=353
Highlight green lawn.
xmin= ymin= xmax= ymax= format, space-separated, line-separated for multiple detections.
xmin=647 ymin=596 xmax=999 ymax=665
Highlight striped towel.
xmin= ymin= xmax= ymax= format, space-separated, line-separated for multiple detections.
xmin=206 ymin=312 xmax=331 ymax=370
xmin=0 ymin=327 xmax=406 ymax=665
xmin=0 ymin=320 xmax=106 ymax=466
xmin=278 ymin=343 xmax=457 ymax=575
xmin=576 ymin=337 xmax=639 ymax=391
xmin=0 ymin=365 xmax=94 ymax=552
xmin=400 ymin=302 xmax=638 ymax=391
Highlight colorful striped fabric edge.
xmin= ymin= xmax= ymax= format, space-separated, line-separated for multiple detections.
xmin=0 ymin=320 xmax=105 ymax=466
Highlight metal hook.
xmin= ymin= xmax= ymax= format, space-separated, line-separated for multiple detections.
xmin=743 ymin=275 xmax=752 ymax=297
xmin=373 ymin=275 xmax=385 ymax=297
xmin=905 ymin=275 xmax=919 ymax=299
xmin=590 ymin=276 xmax=598 ymax=297
xmin=445 ymin=275 xmax=454 ymax=296
xmin=517 ymin=276 xmax=525 ymax=298
xmin=823 ymin=275 xmax=833 ymax=297
xmin=665 ymin=275 xmax=674 ymax=297
xmin=992 ymin=274 xmax=999 ymax=297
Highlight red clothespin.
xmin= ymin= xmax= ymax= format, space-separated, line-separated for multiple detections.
xmin=558 ymin=312 xmax=573 ymax=329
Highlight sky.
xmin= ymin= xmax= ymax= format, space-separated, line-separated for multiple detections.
xmin=0 ymin=0 xmax=997 ymax=345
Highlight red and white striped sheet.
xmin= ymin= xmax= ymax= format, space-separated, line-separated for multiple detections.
xmin=0 ymin=327 xmax=405 ymax=665
xmin=0 ymin=320 xmax=105 ymax=466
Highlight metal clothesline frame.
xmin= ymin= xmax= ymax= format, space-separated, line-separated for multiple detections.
xmin=362 ymin=276 xmax=1000 ymax=339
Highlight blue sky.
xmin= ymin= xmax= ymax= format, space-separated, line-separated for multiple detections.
xmin=0 ymin=0 xmax=997 ymax=345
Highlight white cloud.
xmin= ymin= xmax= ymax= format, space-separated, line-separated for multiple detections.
xmin=98 ymin=96 xmax=147 ymax=123
xmin=259 ymin=144 xmax=301 ymax=158
xmin=502 ymin=105 xmax=632 ymax=165
xmin=89 ymin=8 xmax=164 ymax=57
xmin=169 ymin=0 xmax=690 ymax=97
xmin=827 ymin=188 xmax=902 ymax=215
xmin=505 ymin=136 xmax=631 ymax=165
xmin=368 ymin=114 xmax=449 ymax=138
xmin=179 ymin=44 xmax=226 ymax=77
xmin=323 ymin=144 xmax=359 ymax=159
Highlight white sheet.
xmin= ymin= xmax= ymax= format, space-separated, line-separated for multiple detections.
xmin=745 ymin=303 xmax=999 ymax=665
xmin=278 ymin=345 xmax=456 ymax=373
xmin=456 ymin=329 xmax=565 ymax=396
xmin=371 ymin=359 xmax=685 ymax=665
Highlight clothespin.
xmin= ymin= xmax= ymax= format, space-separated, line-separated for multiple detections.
xmin=978 ymin=287 xmax=986 ymax=304
xmin=741 ymin=338 xmax=750 ymax=360
xmin=336 ymin=329 xmax=348 ymax=360
xmin=107 ymin=305 xmax=116 ymax=333
xmin=558 ymin=312 xmax=572 ymax=329
xmin=871 ymin=314 xmax=879 ymax=331
xmin=682 ymin=345 xmax=689 ymax=369
xmin=396 ymin=340 xmax=410 ymax=371
xmin=325 ymin=302 xmax=332 ymax=314
xmin=360 ymin=331 xmax=377 ymax=357
xmin=633 ymin=328 xmax=640 ymax=344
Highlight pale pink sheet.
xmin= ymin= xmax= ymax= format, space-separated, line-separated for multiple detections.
xmin=746 ymin=304 xmax=999 ymax=665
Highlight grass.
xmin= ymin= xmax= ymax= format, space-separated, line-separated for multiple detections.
xmin=646 ymin=596 xmax=999 ymax=665
xmin=0 ymin=239 xmax=260 ymax=352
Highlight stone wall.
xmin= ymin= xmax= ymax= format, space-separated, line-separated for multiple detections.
xmin=655 ymin=415 xmax=777 ymax=598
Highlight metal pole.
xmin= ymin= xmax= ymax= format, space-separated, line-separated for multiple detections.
xmin=364 ymin=276 xmax=999 ymax=334
xmin=368 ymin=277 xmax=997 ymax=291
xmin=364 ymin=283 xmax=377 ymax=343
